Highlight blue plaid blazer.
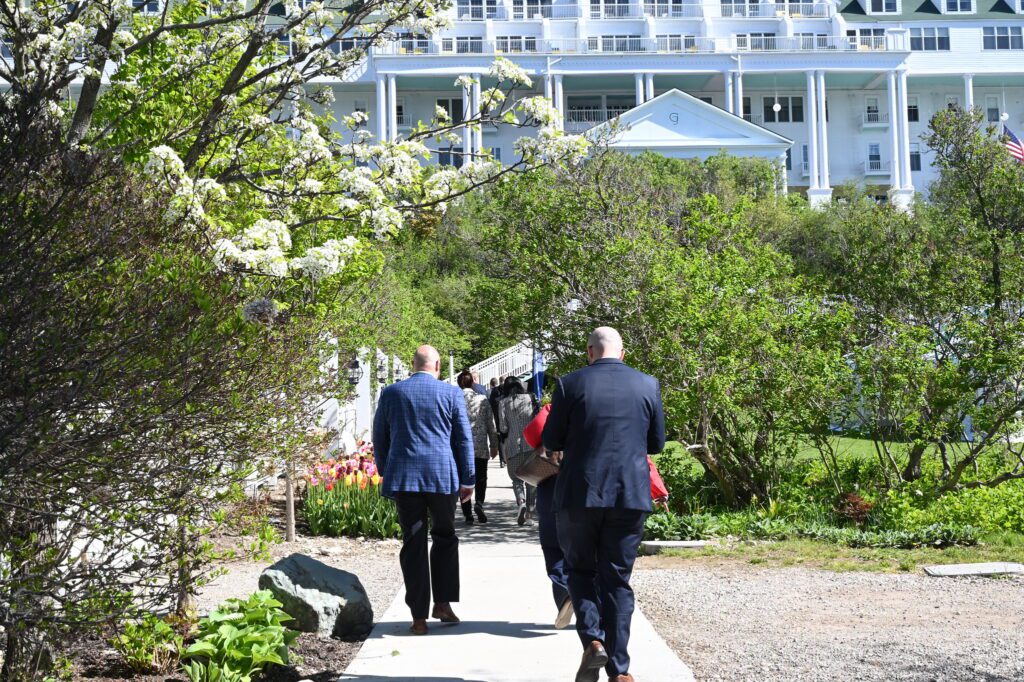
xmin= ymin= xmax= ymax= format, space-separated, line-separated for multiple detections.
xmin=372 ymin=372 xmax=475 ymax=498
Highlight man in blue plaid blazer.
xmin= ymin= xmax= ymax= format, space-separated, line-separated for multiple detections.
xmin=373 ymin=345 xmax=475 ymax=635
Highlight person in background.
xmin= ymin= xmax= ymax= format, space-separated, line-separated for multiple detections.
xmin=488 ymin=376 xmax=507 ymax=466
xmin=457 ymin=370 xmax=499 ymax=524
xmin=542 ymin=327 xmax=665 ymax=682
xmin=521 ymin=402 xmax=574 ymax=631
xmin=372 ymin=345 xmax=475 ymax=636
xmin=487 ymin=377 xmax=499 ymax=396
xmin=471 ymin=371 xmax=487 ymax=396
xmin=499 ymin=376 xmax=538 ymax=525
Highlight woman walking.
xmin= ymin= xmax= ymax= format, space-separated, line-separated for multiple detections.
xmin=499 ymin=376 xmax=537 ymax=525
xmin=458 ymin=370 xmax=498 ymax=524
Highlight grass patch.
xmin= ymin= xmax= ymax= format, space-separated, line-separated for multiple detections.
xmin=660 ymin=533 xmax=1024 ymax=574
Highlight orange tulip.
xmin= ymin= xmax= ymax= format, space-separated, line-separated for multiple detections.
xmin=358 ymin=472 xmax=368 ymax=490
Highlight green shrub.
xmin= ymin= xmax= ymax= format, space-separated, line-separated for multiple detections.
xmin=181 ymin=591 xmax=299 ymax=682
xmin=112 ymin=613 xmax=184 ymax=673
xmin=303 ymin=475 xmax=400 ymax=539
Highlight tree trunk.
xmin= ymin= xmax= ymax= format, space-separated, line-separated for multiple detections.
xmin=285 ymin=461 xmax=296 ymax=543
xmin=901 ymin=442 xmax=928 ymax=482
xmin=2 ymin=628 xmax=52 ymax=682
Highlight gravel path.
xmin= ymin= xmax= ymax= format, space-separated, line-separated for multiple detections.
xmin=633 ymin=558 xmax=1024 ymax=682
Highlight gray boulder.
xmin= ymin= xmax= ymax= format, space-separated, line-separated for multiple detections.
xmin=259 ymin=553 xmax=373 ymax=638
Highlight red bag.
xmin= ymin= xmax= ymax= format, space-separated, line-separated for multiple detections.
xmin=648 ymin=456 xmax=669 ymax=502
xmin=522 ymin=404 xmax=551 ymax=450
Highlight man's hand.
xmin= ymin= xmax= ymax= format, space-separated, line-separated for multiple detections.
xmin=489 ymin=448 xmax=499 ymax=459
xmin=459 ymin=486 xmax=474 ymax=503
xmin=547 ymin=450 xmax=564 ymax=466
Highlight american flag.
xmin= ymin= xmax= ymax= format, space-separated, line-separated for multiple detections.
xmin=1005 ymin=126 xmax=1024 ymax=163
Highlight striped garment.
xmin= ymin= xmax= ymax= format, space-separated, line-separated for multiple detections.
xmin=462 ymin=387 xmax=498 ymax=459
xmin=499 ymin=393 xmax=537 ymax=459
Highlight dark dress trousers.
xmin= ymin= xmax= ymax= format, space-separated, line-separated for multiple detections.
xmin=373 ymin=372 xmax=475 ymax=620
xmin=542 ymin=358 xmax=665 ymax=678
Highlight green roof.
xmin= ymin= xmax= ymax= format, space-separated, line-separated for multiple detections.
xmin=840 ymin=0 xmax=1018 ymax=22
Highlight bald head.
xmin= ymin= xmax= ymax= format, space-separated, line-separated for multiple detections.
xmin=587 ymin=326 xmax=625 ymax=364
xmin=412 ymin=345 xmax=441 ymax=377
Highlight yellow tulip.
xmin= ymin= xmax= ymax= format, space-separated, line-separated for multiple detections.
xmin=344 ymin=473 xmax=354 ymax=486
xmin=371 ymin=474 xmax=382 ymax=486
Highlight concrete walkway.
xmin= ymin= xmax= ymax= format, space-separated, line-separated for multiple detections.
xmin=340 ymin=461 xmax=695 ymax=682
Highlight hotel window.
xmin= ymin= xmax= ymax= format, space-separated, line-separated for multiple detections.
xmin=741 ymin=96 xmax=752 ymax=121
xmin=436 ymin=97 xmax=465 ymax=124
xmin=907 ymin=96 xmax=919 ymax=122
xmin=1 ymin=37 xmax=11 ymax=60
xmin=945 ymin=0 xmax=971 ymax=11
xmin=496 ymin=35 xmax=537 ymax=52
xmin=736 ymin=33 xmax=777 ymax=51
xmin=983 ymin=26 xmax=1024 ymax=50
xmin=946 ymin=95 xmax=960 ymax=110
xmin=133 ymin=0 xmax=160 ymax=13
xmin=438 ymin=147 xmax=465 ymax=168
xmin=796 ymin=32 xmax=829 ymax=49
xmin=785 ymin=148 xmax=792 ymax=171
xmin=354 ymin=99 xmax=368 ymax=118
xmin=801 ymin=144 xmax=809 ymax=173
xmin=699 ymin=96 xmax=713 ymax=104
xmin=491 ymin=147 xmax=502 ymax=162
xmin=986 ymin=95 xmax=1001 ymax=123
xmin=514 ymin=0 xmax=552 ymax=18
xmin=277 ymin=33 xmax=292 ymax=56
xmin=591 ymin=35 xmax=643 ymax=51
xmin=656 ymin=34 xmax=696 ymax=51
xmin=763 ymin=96 xmax=804 ymax=123
xmin=869 ymin=0 xmax=897 ymax=12
xmin=910 ymin=143 xmax=921 ymax=171
xmin=846 ymin=28 xmax=886 ymax=49
xmin=645 ymin=0 xmax=690 ymax=17
xmin=867 ymin=143 xmax=882 ymax=171
xmin=591 ymin=0 xmax=631 ymax=17
xmin=395 ymin=98 xmax=407 ymax=127
xmin=455 ymin=36 xmax=484 ymax=53
xmin=721 ymin=0 xmax=749 ymax=16
xmin=865 ymin=96 xmax=881 ymax=123
xmin=397 ymin=34 xmax=429 ymax=53
xmin=456 ymin=0 xmax=498 ymax=19
xmin=909 ymin=27 xmax=950 ymax=50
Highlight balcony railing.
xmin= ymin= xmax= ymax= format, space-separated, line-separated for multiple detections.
xmin=374 ymin=33 xmax=896 ymax=55
xmin=862 ymin=111 xmax=889 ymax=126
xmin=455 ymin=5 xmax=508 ymax=20
xmin=565 ymin=106 xmax=633 ymax=131
xmin=643 ymin=2 xmax=704 ymax=17
xmin=719 ymin=2 xmax=831 ymax=17
xmin=864 ymin=159 xmax=890 ymax=175
xmin=514 ymin=5 xmax=583 ymax=18
xmin=801 ymin=160 xmax=810 ymax=176
xmin=589 ymin=3 xmax=645 ymax=18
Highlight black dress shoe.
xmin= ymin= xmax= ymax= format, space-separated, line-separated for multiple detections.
xmin=461 ymin=501 xmax=474 ymax=525
xmin=517 ymin=505 xmax=528 ymax=526
xmin=575 ymin=641 xmax=609 ymax=682
xmin=474 ymin=502 xmax=488 ymax=523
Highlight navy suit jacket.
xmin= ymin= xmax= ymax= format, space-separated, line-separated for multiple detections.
xmin=542 ymin=358 xmax=666 ymax=512
xmin=372 ymin=372 xmax=475 ymax=498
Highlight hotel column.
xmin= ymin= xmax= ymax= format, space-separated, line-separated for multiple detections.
xmin=376 ymin=75 xmax=388 ymax=142
xmin=887 ymin=70 xmax=902 ymax=192
xmin=725 ymin=72 xmax=734 ymax=115
xmin=461 ymin=75 xmax=472 ymax=157
xmin=898 ymin=70 xmax=913 ymax=191
xmin=545 ymin=75 xmax=554 ymax=101
xmin=806 ymin=71 xmax=819 ymax=192
xmin=554 ymin=74 xmax=564 ymax=128
xmin=734 ymin=72 xmax=744 ymax=119
xmin=963 ymin=73 xmax=974 ymax=111
xmin=635 ymin=73 xmax=645 ymax=105
xmin=387 ymin=74 xmax=397 ymax=141
xmin=472 ymin=77 xmax=483 ymax=158
xmin=815 ymin=70 xmax=830 ymax=190
xmin=645 ymin=73 xmax=655 ymax=101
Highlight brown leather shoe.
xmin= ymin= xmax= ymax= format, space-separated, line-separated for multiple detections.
xmin=575 ymin=641 xmax=609 ymax=682
xmin=409 ymin=619 xmax=428 ymax=635
xmin=431 ymin=602 xmax=460 ymax=623
xmin=613 ymin=675 xmax=635 ymax=682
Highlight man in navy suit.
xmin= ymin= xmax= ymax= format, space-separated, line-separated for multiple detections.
xmin=373 ymin=345 xmax=475 ymax=635
xmin=542 ymin=327 xmax=665 ymax=682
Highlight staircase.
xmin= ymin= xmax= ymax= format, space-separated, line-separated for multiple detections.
xmin=462 ymin=341 xmax=536 ymax=386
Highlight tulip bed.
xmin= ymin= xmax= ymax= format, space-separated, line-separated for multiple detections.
xmin=303 ymin=443 xmax=401 ymax=539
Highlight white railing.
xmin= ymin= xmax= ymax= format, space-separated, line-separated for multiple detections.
xmin=565 ymin=106 xmax=633 ymax=131
xmin=864 ymin=159 xmax=890 ymax=174
xmin=455 ymin=4 xmax=509 ymax=19
xmin=514 ymin=4 xmax=583 ymax=18
xmin=589 ymin=3 xmax=645 ymax=18
xmin=862 ymin=111 xmax=889 ymax=126
xmin=374 ymin=33 xmax=897 ymax=56
xmin=464 ymin=342 xmax=536 ymax=387
xmin=719 ymin=1 xmax=831 ymax=16
xmin=643 ymin=2 xmax=704 ymax=16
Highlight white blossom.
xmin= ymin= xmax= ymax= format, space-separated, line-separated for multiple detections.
xmin=489 ymin=57 xmax=532 ymax=88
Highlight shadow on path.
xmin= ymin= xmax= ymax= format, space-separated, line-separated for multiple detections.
xmin=457 ymin=464 xmax=539 ymax=546
xmin=373 ymin=620 xmax=559 ymax=639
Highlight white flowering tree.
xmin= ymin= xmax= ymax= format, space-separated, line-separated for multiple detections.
xmin=0 ymin=0 xmax=588 ymax=677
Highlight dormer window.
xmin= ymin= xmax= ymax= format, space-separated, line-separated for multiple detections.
xmin=945 ymin=0 xmax=972 ymax=11
xmin=869 ymin=0 xmax=897 ymax=13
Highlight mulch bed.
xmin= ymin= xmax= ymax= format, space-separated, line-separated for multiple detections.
xmin=70 ymin=632 xmax=365 ymax=682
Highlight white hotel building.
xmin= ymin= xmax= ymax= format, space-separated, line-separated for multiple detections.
xmin=332 ymin=0 xmax=1024 ymax=207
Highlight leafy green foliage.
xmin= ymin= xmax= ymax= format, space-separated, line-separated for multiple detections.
xmin=112 ymin=614 xmax=184 ymax=674
xmin=304 ymin=479 xmax=400 ymax=540
xmin=181 ymin=591 xmax=299 ymax=682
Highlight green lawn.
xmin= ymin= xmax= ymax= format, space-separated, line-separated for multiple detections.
xmin=660 ymin=533 xmax=1024 ymax=573
xmin=665 ymin=436 xmax=879 ymax=465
